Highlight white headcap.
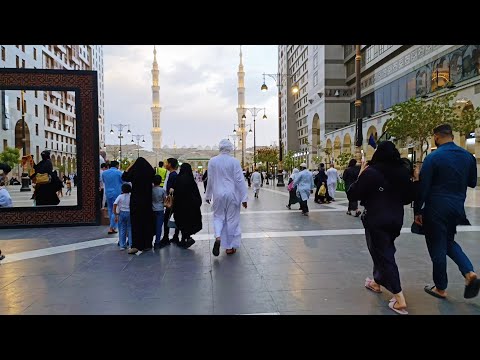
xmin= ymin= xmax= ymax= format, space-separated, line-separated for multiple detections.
xmin=300 ymin=163 xmax=307 ymax=168
xmin=219 ymin=139 xmax=233 ymax=154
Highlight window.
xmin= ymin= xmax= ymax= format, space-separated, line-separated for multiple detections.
xmin=313 ymin=54 xmax=318 ymax=69
xmin=33 ymin=48 xmax=37 ymax=60
xmin=22 ymin=45 xmax=25 ymax=52
xmin=23 ymin=100 xmax=27 ymax=112
xmin=406 ymin=72 xmax=416 ymax=99
xmin=1 ymin=46 xmax=5 ymax=61
xmin=16 ymin=55 xmax=19 ymax=68
xmin=22 ymin=59 xmax=25 ymax=68
xmin=3 ymin=139 xmax=7 ymax=149
xmin=17 ymin=97 xmax=20 ymax=110
xmin=398 ymin=75 xmax=407 ymax=103
xmin=35 ymin=105 xmax=38 ymax=117
xmin=35 ymin=124 xmax=39 ymax=136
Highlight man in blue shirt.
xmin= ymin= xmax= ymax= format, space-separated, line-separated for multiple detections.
xmin=101 ymin=160 xmax=124 ymax=235
xmin=415 ymin=124 xmax=479 ymax=300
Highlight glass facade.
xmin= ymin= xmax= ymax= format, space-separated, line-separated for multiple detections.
xmin=349 ymin=45 xmax=480 ymax=122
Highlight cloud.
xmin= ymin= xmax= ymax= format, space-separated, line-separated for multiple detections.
xmin=103 ymin=45 xmax=279 ymax=150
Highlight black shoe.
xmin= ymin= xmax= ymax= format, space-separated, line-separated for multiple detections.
xmin=170 ymin=236 xmax=180 ymax=245
xmin=212 ymin=239 xmax=221 ymax=257
xmin=158 ymin=239 xmax=170 ymax=248
xmin=184 ymin=238 xmax=196 ymax=249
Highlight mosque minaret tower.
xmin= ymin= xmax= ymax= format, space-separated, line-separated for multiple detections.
xmin=236 ymin=45 xmax=246 ymax=167
xmin=151 ymin=46 xmax=162 ymax=152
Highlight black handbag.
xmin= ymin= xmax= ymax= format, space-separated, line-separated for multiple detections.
xmin=410 ymin=221 xmax=424 ymax=235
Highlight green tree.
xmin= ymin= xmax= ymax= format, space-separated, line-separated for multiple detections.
xmin=311 ymin=155 xmax=323 ymax=167
xmin=0 ymin=147 xmax=21 ymax=169
xmin=386 ymin=93 xmax=458 ymax=160
xmin=336 ymin=152 xmax=353 ymax=170
xmin=58 ymin=164 xmax=66 ymax=177
xmin=120 ymin=158 xmax=132 ymax=171
xmin=283 ymin=150 xmax=295 ymax=172
xmin=452 ymin=105 xmax=480 ymax=139
xmin=257 ymin=147 xmax=278 ymax=165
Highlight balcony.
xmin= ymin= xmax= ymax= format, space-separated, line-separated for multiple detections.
xmin=66 ymin=95 xmax=75 ymax=106
xmin=48 ymin=110 xmax=59 ymax=122
xmin=51 ymin=90 xmax=61 ymax=99
xmin=54 ymin=45 xmax=67 ymax=53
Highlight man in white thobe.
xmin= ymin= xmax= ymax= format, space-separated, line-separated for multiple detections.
xmin=206 ymin=139 xmax=248 ymax=256
xmin=326 ymin=163 xmax=341 ymax=201
xmin=251 ymin=169 xmax=262 ymax=198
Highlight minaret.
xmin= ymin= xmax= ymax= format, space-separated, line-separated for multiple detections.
xmin=151 ymin=46 xmax=162 ymax=152
xmin=236 ymin=45 xmax=246 ymax=167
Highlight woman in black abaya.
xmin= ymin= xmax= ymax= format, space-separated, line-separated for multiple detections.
xmin=172 ymin=163 xmax=202 ymax=249
xmin=121 ymin=157 xmax=155 ymax=254
xmin=32 ymin=150 xmax=62 ymax=206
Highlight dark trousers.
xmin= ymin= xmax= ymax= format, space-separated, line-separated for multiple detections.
xmin=203 ymin=181 xmax=207 ymax=192
xmin=365 ymin=226 xmax=402 ymax=294
xmin=300 ymin=200 xmax=309 ymax=214
xmin=424 ymin=215 xmax=474 ymax=291
xmin=314 ymin=185 xmax=320 ymax=202
xmin=163 ymin=207 xmax=180 ymax=240
xmin=348 ymin=200 xmax=359 ymax=211
xmin=99 ymin=188 xmax=104 ymax=207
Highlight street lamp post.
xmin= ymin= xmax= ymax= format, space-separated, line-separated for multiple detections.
xmin=261 ymin=72 xmax=299 ymax=186
xmin=130 ymin=134 xmax=145 ymax=159
xmin=233 ymin=122 xmax=252 ymax=169
xmin=109 ymin=124 xmax=131 ymax=162
xmin=243 ymin=107 xmax=267 ymax=169
xmin=227 ymin=134 xmax=239 ymax=160
xmin=354 ymin=45 xmax=363 ymax=163
xmin=20 ymin=90 xmax=31 ymax=192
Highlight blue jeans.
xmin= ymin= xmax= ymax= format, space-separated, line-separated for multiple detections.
xmin=154 ymin=210 xmax=164 ymax=244
xmin=118 ymin=211 xmax=132 ymax=248
xmin=424 ymin=215 xmax=474 ymax=290
xmin=106 ymin=195 xmax=117 ymax=230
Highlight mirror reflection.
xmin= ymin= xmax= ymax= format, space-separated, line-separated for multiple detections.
xmin=0 ymin=89 xmax=78 ymax=208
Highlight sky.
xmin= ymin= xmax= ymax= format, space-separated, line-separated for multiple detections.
xmin=103 ymin=45 xmax=279 ymax=151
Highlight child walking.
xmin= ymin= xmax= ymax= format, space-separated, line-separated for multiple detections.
xmin=65 ymin=179 xmax=72 ymax=196
xmin=152 ymin=174 xmax=166 ymax=249
xmin=113 ymin=183 xmax=132 ymax=250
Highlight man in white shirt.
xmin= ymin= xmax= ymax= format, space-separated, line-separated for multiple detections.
xmin=326 ymin=163 xmax=341 ymax=201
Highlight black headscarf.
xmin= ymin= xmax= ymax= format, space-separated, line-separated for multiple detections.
xmin=370 ymin=141 xmax=410 ymax=190
xmin=173 ymin=163 xmax=202 ymax=235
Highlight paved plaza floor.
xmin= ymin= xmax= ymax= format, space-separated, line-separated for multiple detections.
xmin=6 ymin=184 xmax=78 ymax=207
xmin=0 ymin=183 xmax=479 ymax=315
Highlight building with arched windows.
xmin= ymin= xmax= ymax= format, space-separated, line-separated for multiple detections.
xmin=279 ymin=45 xmax=480 ymax=177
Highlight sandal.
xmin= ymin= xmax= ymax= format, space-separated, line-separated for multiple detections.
xmin=424 ymin=285 xmax=446 ymax=299
xmin=212 ymin=239 xmax=221 ymax=257
xmin=364 ymin=277 xmax=382 ymax=293
xmin=226 ymin=248 xmax=237 ymax=255
xmin=464 ymin=278 xmax=480 ymax=299
xmin=388 ymin=298 xmax=408 ymax=315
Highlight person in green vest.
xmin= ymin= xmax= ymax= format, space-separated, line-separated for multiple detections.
xmin=155 ymin=161 xmax=167 ymax=188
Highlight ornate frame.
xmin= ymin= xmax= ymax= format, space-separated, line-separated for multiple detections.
xmin=0 ymin=69 xmax=100 ymax=228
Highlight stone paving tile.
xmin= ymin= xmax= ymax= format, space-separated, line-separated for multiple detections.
xmin=0 ymin=184 xmax=479 ymax=315
xmin=213 ymin=291 xmax=277 ymax=315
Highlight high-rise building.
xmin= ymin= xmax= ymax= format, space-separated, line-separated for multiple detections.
xmin=278 ymin=45 xmax=309 ymax=155
xmin=279 ymin=45 xmax=480 ymax=172
xmin=0 ymin=45 xmax=105 ymax=174
xmin=151 ymin=46 xmax=162 ymax=153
